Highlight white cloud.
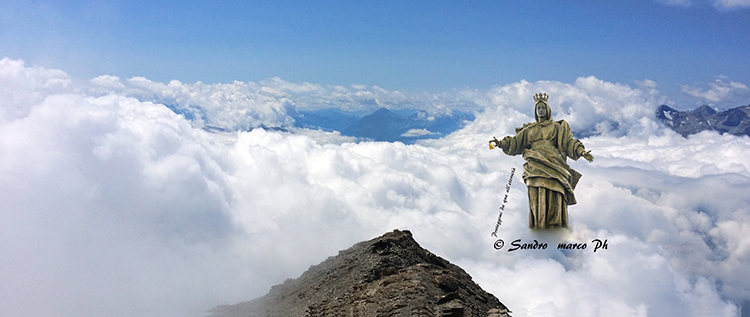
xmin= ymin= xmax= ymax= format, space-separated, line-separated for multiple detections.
xmin=448 ymin=76 xmax=669 ymax=140
xmin=401 ymin=128 xmax=439 ymax=137
xmin=1 ymin=58 xmax=748 ymax=316
xmin=126 ymin=77 xmax=297 ymax=131
xmin=584 ymin=130 xmax=750 ymax=177
xmin=90 ymin=74 xmax=125 ymax=90
xmin=82 ymin=74 xmax=483 ymax=132
xmin=259 ymin=76 xmax=325 ymax=94
xmin=0 ymin=57 xmax=73 ymax=123
xmin=681 ymin=78 xmax=750 ymax=106
xmin=0 ymin=90 xmax=237 ymax=316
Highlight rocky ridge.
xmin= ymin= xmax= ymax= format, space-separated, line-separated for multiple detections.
xmin=209 ymin=229 xmax=510 ymax=317
xmin=656 ymin=104 xmax=750 ymax=137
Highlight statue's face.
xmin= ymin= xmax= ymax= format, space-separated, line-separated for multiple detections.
xmin=536 ymin=103 xmax=547 ymax=119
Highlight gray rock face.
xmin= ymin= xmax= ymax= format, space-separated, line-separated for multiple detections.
xmin=209 ymin=230 xmax=511 ymax=317
xmin=656 ymin=104 xmax=750 ymax=137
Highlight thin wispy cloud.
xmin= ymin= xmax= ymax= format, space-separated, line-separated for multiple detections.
xmin=656 ymin=0 xmax=694 ymax=7
xmin=713 ymin=0 xmax=750 ymax=9
xmin=681 ymin=78 xmax=750 ymax=105
xmin=655 ymin=0 xmax=750 ymax=9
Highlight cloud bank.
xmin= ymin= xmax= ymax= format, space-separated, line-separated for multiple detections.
xmin=86 ymin=74 xmax=484 ymax=133
xmin=681 ymin=78 xmax=750 ymax=106
xmin=1 ymin=58 xmax=749 ymax=316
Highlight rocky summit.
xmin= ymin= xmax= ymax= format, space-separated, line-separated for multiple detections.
xmin=209 ymin=229 xmax=511 ymax=317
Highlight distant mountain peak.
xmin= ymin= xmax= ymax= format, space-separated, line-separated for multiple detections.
xmin=694 ymin=104 xmax=717 ymax=116
xmin=368 ymin=107 xmax=402 ymax=120
xmin=656 ymin=104 xmax=750 ymax=137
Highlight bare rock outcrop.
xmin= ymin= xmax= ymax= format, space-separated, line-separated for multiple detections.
xmin=209 ymin=229 xmax=510 ymax=317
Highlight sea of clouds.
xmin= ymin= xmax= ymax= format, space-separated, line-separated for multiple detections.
xmin=1 ymin=57 xmax=749 ymax=317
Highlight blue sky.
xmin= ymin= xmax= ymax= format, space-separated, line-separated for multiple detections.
xmin=2 ymin=0 xmax=749 ymax=105
xmin=4 ymin=2 xmax=750 ymax=316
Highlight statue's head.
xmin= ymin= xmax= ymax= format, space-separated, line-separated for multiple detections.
xmin=533 ymin=93 xmax=551 ymax=122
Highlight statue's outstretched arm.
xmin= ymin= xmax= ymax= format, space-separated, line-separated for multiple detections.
xmin=489 ymin=136 xmax=509 ymax=150
xmin=582 ymin=150 xmax=594 ymax=162
xmin=571 ymin=137 xmax=594 ymax=162
xmin=575 ymin=144 xmax=594 ymax=162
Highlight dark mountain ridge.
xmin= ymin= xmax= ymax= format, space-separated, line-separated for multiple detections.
xmin=656 ymin=104 xmax=750 ymax=137
xmin=209 ymin=229 xmax=510 ymax=317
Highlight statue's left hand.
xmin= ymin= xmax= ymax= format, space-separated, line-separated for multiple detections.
xmin=582 ymin=150 xmax=594 ymax=162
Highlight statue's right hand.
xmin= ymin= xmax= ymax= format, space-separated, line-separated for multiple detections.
xmin=489 ymin=137 xmax=499 ymax=149
xmin=489 ymin=136 xmax=508 ymax=150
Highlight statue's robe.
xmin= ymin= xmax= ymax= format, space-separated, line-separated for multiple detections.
xmin=501 ymin=109 xmax=586 ymax=229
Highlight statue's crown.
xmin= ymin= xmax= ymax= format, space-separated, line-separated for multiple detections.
xmin=533 ymin=93 xmax=549 ymax=103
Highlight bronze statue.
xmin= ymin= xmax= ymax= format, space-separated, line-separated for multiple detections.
xmin=490 ymin=93 xmax=593 ymax=229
